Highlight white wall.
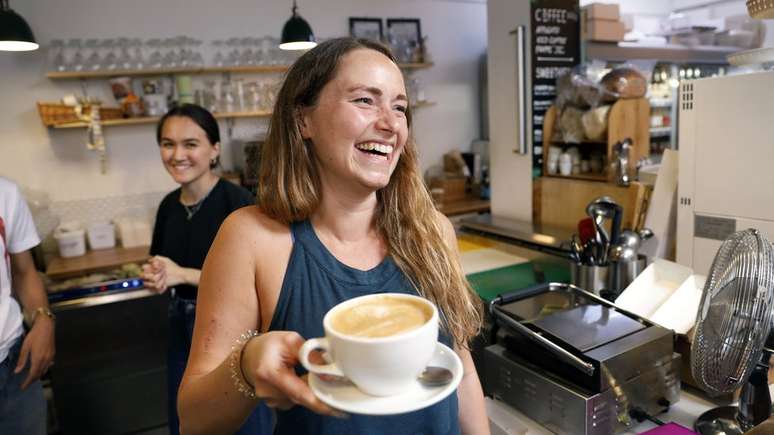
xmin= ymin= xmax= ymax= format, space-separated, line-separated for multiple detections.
xmin=0 ymin=0 xmax=487 ymax=201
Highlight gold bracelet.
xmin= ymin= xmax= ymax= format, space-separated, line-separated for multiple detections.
xmin=229 ymin=330 xmax=259 ymax=400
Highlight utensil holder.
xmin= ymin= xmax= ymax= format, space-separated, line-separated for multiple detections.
xmin=607 ymin=254 xmax=648 ymax=298
xmin=570 ymin=263 xmax=609 ymax=296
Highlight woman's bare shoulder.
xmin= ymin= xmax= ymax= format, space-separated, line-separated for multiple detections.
xmin=221 ymin=206 xmax=291 ymax=241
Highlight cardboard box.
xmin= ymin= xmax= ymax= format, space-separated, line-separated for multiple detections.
xmin=583 ymin=19 xmax=626 ymax=42
xmin=430 ymin=176 xmax=467 ymax=203
xmin=582 ymin=3 xmax=620 ymax=21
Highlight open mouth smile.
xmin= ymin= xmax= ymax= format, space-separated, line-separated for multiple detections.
xmin=355 ymin=142 xmax=394 ymax=159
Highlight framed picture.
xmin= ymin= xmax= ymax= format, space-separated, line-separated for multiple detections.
xmin=349 ymin=17 xmax=384 ymax=42
xmin=386 ymin=18 xmax=423 ymax=63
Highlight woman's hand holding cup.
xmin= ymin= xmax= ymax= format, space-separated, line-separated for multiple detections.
xmin=299 ymin=293 xmax=439 ymax=397
xmin=241 ymin=331 xmax=344 ymax=417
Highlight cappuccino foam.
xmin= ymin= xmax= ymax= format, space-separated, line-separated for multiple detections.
xmin=331 ymin=296 xmax=431 ymax=338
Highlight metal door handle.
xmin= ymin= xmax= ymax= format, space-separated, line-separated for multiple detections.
xmin=510 ymin=25 xmax=528 ymax=155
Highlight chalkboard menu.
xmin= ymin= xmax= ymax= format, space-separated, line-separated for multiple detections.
xmin=531 ymin=0 xmax=580 ymax=175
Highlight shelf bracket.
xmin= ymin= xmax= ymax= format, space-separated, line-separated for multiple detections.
xmin=79 ymin=78 xmax=89 ymax=98
xmin=226 ymin=118 xmax=235 ymax=138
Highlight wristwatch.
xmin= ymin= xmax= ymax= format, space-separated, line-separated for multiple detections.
xmin=31 ymin=307 xmax=56 ymax=325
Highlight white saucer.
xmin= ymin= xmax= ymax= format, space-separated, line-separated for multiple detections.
xmin=308 ymin=342 xmax=463 ymax=415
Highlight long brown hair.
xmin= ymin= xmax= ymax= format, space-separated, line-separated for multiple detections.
xmin=258 ymin=38 xmax=482 ymax=347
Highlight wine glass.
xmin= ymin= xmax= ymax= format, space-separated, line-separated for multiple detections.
xmin=66 ymin=38 xmax=84 ymax=72
xmin=49 ymin=39 xmax=67 ymax=72
xmin=84 ymin=38 xmax=102 ymax=71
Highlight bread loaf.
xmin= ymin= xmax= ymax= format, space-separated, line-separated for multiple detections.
xmin=600 ymin=68 xmax=647 ymax=99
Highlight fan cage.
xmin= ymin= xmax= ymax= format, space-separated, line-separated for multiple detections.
xmin=691 ymin=229 xmax=774 ymax=395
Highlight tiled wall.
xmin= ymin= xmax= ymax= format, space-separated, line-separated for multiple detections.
xmin=32 ymin=191 xmax=166 ymax=254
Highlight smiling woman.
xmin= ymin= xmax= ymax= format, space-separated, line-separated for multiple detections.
xmin=296 ymin=48 xmax=409 ymax=193
xmin=142 ymin=104 xmax=269 ymax=435
xmin=177 ymin=39 xmax=489 ymax=435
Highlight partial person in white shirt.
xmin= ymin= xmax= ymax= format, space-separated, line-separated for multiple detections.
xmin=0 ymin=177 xmax=55 ymax=435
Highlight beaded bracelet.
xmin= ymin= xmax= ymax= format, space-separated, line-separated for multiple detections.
xmin=229 ymin=329 xmax=260 ymax=400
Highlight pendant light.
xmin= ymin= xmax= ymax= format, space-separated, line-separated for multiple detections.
xmin=279 ymin=0 xmax=316 ymax=51
xmin=0 ymin=0 xmax=38 ymax=52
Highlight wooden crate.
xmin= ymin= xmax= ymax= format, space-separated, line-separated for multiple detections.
xmin=542 ymin=98 xmax=650 ymax=182
xmin=430 ymin=176 xmax=467 ymax=203
xmin=37 ymin=102 xmax=124 ymax=127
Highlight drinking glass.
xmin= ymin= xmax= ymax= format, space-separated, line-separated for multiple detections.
xmin=212 ymin=40 xmax=225 ymax=67
xmin=66 ymin=38 xmax=84 ymax=72
xmin=102 ymin=39 xmax=119 ymax=71
xmin=84 ymin=38 xmax=102 ymax=71
xmin=190 ymin=38 xmax=204 ymax=68
xmin=162 ymin=37 xmax=180 ymax=68
xmin=131 ymin=38 xmax=145 ymax=70
xmin=117 ymin=37 xmax=133 ymax=70
xmin=245 ymin=82 xmax=261 ymax=112
xmin=49 ymin=39 xmax=67 ymax=72
xmin=146 ymin=38 xmax=164 ymax=69
xmin=226 ymin=37 xmax=241 ymax=66
xmin=220 ymin=81 xmax=235 ymax=113
xmin=240 ymin=37 xmax=256 ymax=66
xmin=204 ymin=80 xmax=218 ymax=112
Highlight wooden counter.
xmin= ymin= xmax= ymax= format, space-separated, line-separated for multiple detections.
xmin=438 ymin=196 xmax=491 ymax=217
xmin=46 ymin=246 xmax=150 ymax=279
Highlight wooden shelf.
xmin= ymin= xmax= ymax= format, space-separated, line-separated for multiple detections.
xmin=585 ymin=41 xmax=735 ymax=65
xmin=413 ymin=100 xmax=436 ymax=109
xmin=50 ymin=110 xmax=272 ymax=129
xmin=400 ymin=62 xmax=434 ymax=70
xmin=549 ymin=141 xmax=607 ymax=147
xmin=542 ymin=98 xmax=650 ymax=182
xmin=46 ymin=245 xmax=150 ymax=280
xmin=48 ymin=102 xmax=435 ymax=130
xmin=45 ymin=62 xmax=434 ymax=80
xmin=438 ymin=197 xmax=490 ymax=217
xmin=543 ymin=172 xmax=608 ymax=182
xmin=650 ymin=126 xmax=672 ymax=137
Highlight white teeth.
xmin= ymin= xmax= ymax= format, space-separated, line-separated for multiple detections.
xmin=356 ymin=142 xmax=394 ymax=154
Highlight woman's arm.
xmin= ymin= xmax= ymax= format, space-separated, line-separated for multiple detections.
xmin=177 ymin=209 xmax=337 ymax=435
xmin=436 ymin=213 xmax=490 ymax=434
xmin=456 ymin=346 xmax=490 ymax=435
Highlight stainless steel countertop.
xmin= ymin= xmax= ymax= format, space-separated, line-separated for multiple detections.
xmin=460 ymin=214 xmax=572 ymax=258
xmin=459 ymin=214 xmax=574 ymax=258
xmin=50 ymin=288 xmax=160 ymax=312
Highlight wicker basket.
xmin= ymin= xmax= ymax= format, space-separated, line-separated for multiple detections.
xmin=37 ymin=102 xmax=124 ymax=127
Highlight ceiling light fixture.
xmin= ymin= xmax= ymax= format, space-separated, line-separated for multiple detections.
xmin=0 ymin=0 xmax=38 ymax=52
xmin=279 ymin=0 xmax=316 ymax=51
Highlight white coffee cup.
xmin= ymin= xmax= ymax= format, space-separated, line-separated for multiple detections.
xmin=299 ymin=293 xmax=439 ymax=397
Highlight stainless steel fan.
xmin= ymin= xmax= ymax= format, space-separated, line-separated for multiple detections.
xmin=691 ymin=229 xmax=774 ymax=435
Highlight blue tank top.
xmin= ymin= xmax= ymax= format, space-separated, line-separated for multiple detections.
xmin=268 ymin=219 xmax=461 ymax=435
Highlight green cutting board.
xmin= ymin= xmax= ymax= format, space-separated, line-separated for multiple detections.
xmin=467 ymin=261 xmax=570 ymax=302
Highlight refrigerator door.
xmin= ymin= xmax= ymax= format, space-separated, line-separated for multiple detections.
xmin=487 ymin=0 xmax=532 ymax=221
xmin=677 ymin=71 xmax=774 ymax=274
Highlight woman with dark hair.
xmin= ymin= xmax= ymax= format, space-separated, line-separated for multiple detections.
xmin=141 ymin=104 xmax=272 ymax=435
xmin=177 ymin=39 xmax=489 ymax=434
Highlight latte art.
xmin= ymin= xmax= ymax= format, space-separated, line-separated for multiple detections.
xmin=331 ymin=296 xmax=432 ymax=338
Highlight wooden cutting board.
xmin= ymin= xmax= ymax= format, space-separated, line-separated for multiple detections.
xmin=46 ymin=246 xmax=150 ymax=280
xmin=534 ymin=177 xmax=651 ymax=232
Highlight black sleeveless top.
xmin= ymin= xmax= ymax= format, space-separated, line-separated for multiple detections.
xmin=268 ymin=220 xmax=461 ymax=435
